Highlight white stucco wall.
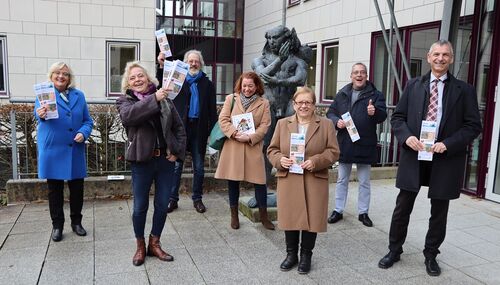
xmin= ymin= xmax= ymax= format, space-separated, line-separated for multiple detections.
xmin=0 ymin=0 xmax=156 ymax=101
xmin=243 ymin=0 xmax=454 ymax=100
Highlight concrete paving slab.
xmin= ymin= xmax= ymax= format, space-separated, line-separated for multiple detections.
xmin=2 ymin=231 xmax=49 ymax=250
xmin=46 ymin=241 xmax=94 ymax=261
xmin=0 ymin=246 xmax=46 ymax=267
xmin=460 ymin=241 xmax=500 ymax=262
xmin=308 ymin=265 xmax=372 ymax=285
xmin=0 ymin=264 xmax=42 ymax=285
xmin=95 ymin=271 xmax=150 ymax=285
xmin=461 ymin=261 xmax=500 ymax=284
xmin=0 ymin=204 xmax=23 ymax=224
xmin=395 ymin=269 xmax=485 ymax=285
xmin=196 ymin=259 xmax=254 ymax=283
xmin=38 ymin=258 xmax=94 ymax=285
xmin=9 ymin=220 xmax=52 ymax=234
xmin=438 ymin=243 xmax=489 ymax=268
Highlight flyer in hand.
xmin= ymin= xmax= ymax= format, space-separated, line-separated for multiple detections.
xmin=162 ymin=60 xmax=189 ymax=100
xmin=289 ymin=133 xmax=306 ymax=174
xmin=155 ymin=29 xmax=172 ymax=57
xmin=418 ymin=120 xmax=437 ymax=161
xmin=34 ymin=82 xmax=58 ymax=120
xmin=341 ymin=112 xmax=360 ymax=142
xmin=231 ymin=113 xmax=255 ymax=135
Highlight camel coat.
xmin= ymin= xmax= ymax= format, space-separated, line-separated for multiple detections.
xmin=267 ymin=115 xmax=339 ymax=232
xmin=215 ymin=94 xmax=271 ymax=184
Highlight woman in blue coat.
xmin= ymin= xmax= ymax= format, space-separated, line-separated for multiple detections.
xmin=35 ymin=62 xmax=93 ymax=242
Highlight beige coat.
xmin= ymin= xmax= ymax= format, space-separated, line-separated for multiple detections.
xmin=215 ymin=94 xmax=271 ymax=184
xmin=267 ymin=115 xmax=339 ymax=232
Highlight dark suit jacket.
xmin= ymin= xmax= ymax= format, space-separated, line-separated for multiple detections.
xmin=391 ymin=72 xmax=481 ymax=199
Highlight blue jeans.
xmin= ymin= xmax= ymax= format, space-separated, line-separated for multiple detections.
xmin=170 ymin=120 xmax=205 ymax=202
xmin=227 ymin=180 xmax=267 ymax=207
xmin=131 ymin=156 xmax=175 ymax=238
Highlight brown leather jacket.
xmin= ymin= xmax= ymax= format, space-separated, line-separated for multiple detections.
xmin=116 ymin=90 xmax=186 ymax=162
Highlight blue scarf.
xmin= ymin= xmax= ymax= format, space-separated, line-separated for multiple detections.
xmin=186 ymin=72 xmax=204 ymax=118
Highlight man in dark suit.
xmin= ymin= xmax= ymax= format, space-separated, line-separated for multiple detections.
xmin=158 ymin=50 xmax=218 ymax=213
xmin=378 ymin=40 xmax=481 ymax=276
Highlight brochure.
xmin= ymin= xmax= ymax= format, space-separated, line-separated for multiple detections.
xmin=289 ymin=133 xmax=306 ymax=174
xmin=231 ymin=113 xmax=256 ymax=135
xmin=162 ymin=60 xmax=189 ymax=100
xmin=155 ymin=29 xmax=172 ymax=57
xmin=341 ymin=112 xmax=360 ymax=142
xmin=34 ymin=82 xmax=58 ymax=120
xmin=418 ymin=120 xmax=437 ymax=161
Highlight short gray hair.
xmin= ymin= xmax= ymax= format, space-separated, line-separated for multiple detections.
xmin=120 ymin=61 xmax=158 ymax=94
xmin=428 ymin=40 xmax=454 ymax=57
xmin=183 ymin=49 xmax=205 ymax=69
xmin=47 ymin=62 xmax=76 ymax=89
xmin=351 ymin=62 xmax=368 ymax=72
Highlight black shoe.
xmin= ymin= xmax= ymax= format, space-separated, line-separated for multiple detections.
xmin=193 ymin=200 xmax=206 ymax=213
xmin=166 ymin=200 xmax=178 ymax=213
xmin=378 ymin=251 xmax=400 ymax=269
xmin=280 ymin=251 xmax=298 ymax=271
xmin=425 ymin=258 xmax=441 ymax=276
xmin=51 ymin=228 xmax=63 ymax=242
xmin=71 ymin=224 xmax=87 ymax=236
xmin=327 ymin=211 xmax=343 ymax=224
xmin=358 ymin=213 xmax=373 ymax=227
xmin=297 ymin=250 xmax=312 ymax=274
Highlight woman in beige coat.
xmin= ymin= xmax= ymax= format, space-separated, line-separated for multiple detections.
xmin=267 ymin=87 xmax=340 ymax=274
xmin=215 ymin=71 xmax=275 ymax=231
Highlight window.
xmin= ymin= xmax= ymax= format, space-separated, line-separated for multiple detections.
xmin=305 ymin=46 xmax=316 ymax=91
xmin=0 ymin=36 xmax=7 ymax=97
xmin=106 ymin=41 xmax=140 ymax=96
xmin=321 ymin=44 xmax=338 ymax=101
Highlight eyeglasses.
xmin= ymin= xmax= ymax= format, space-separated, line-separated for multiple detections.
xmin=294 ymin=101 xmax=314 ymax=106
xmin=351 ymin=70 xmax=367 ymax=75
xmin=54 ymin=71 xmax=70 ymax=77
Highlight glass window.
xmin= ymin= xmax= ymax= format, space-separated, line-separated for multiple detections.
xmin=216 ymin=64 xmax=234 ymax=101
xmin=372 ymin=34 xmax=399 ymax=105
xmin=175 ymin=0 xmax=193 ymax=16
xmin=321 ymin=44 xmax=338 ymax=101
xmin=197 ymin=0 xmax=214 ymax=18
xmin=0 ymin=37 xmax=6 ymax=95
xmin=218 ymin=0 xmax=236 ymax=20
xmin=453 ymin=17 xmax=473 ymax=82
xmin=408 ymin=28 xmax=439 ymax=77
xmin=106 ymin=41 xmax=140 ymax=96
xmin=157 ymin=17 xmax=174 ymax=33
xmin=156 ymin=0 xmax=174 ymax=16
xmin=306 ymin=46 xmax=317 ymax=91
xmin=216 ymin=38 xmax=235 ymax=62
xmin=218 ymin=21 xmax=235 ymax=37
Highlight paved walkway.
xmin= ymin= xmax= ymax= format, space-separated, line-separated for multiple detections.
xmin=1 ymin=179 xmax=500 ymax=284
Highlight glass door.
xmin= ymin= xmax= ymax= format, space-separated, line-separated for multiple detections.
xmin=485 ymin=72 xmax=500 ymax=202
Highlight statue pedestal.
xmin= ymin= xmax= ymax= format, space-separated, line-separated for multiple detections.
xmin=238 ymin=196 xmax=277 ymax=222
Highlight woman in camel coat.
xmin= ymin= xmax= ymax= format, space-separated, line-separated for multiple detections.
xmin=215 ymin=71 xmax=274 ymax=231
xmin=267 ymin=87 xmax=339 ymax=274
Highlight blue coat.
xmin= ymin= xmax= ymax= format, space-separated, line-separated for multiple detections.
xmin=35 ymin=87 xmax=93 ymax=180
xmin=326 ymin=81 xmax=387 ymax=164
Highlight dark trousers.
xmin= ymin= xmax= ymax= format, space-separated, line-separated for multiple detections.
xmin=171 ymin=119 xmax=205 ymax=202
xmin=47 ymin=178 xmax=84 ymax=229
xmin=131 ymin=156 xmax=175 ymax=238
xmin=388 ymin=189 xmax=450 ymax=258
xmin=285 ymin=230 xmax=317 ymax=252
xmin=227 ymin=180 xmax=267 ymax=207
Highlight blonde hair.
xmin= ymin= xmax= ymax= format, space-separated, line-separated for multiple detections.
xmin=47 ymin=62 xmax=76 ymax=89
xmin=120 ymin=61 xmax=158 ymax=93
xmin=293 ymin=86 xmax=316 ymax=104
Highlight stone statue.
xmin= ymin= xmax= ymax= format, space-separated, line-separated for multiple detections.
xmin=252 ymin=25 xmax=312 ymax=183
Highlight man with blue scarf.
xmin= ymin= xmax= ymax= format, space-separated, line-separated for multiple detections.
xmin=158 ymin=49 xmax=217 ymax=213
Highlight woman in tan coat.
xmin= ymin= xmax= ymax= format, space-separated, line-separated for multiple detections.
xmin=267 ymin=87 xmax=340 ymax=274
xmin=215 ymin=71 xmax=275 ymax=231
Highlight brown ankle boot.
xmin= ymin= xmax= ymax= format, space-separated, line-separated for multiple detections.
xmin=132 ymin=238 xmax=146 ymax=266
xmin=259 ymin=207 xmax=275 ymax=230
xmin=230 ymin=206 xmax=240 ymax=229
xmin=147 ymin=235 xmax=174 ymax=261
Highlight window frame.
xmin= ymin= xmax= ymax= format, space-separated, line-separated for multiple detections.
xmin=105 ymin=40 xmax=140 ymax=97
xmin=0 ymin=36 xmax=9 ymax=98
xmin=319 ymin=42 xmax=339 ymax=103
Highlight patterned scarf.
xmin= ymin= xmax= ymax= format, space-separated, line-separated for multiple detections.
xmin=133 ymin=83 xmax=156 ymax=100
xmin=240 ymin=93 xmax=258 ymax=111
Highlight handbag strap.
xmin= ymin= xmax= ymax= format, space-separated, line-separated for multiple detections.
xmin=230 ymin=94 xmax=235 ymax=112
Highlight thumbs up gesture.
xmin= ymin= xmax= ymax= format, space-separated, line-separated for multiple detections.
xmin=367 ymin=99 xmax=375 ymax=116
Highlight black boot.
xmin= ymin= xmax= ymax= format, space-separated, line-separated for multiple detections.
xmin=280 ymin=247 xmax=298 ymax=271
xmin=297 ymin=249 xmax=312 ymax=274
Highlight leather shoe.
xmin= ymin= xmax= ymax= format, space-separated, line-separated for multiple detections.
xmin=71 ymin=224 xmax=87 ymax=236
xmin=327 ymin=211 xmax=343 ymax=224
xmin=51 ymin=228 xmax=63 ymax=242
xmin=166 ymin=200 xmax=178 ymax=213
xmin=378 ymin=251 xmax=400 ymax=269
xmin=193 ymin=200 xmax=206 ymax=213
xmin=358 ymin=213 xmax=373 ymax=227
xmin=425 ymin=258 xmax=441 ymax=276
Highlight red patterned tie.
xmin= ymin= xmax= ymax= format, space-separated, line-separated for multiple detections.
xmin=426 ymin=79 xmax=439 ymax=121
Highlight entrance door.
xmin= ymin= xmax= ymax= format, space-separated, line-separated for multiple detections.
xmin=486 ymin=72 xmax=500 ymax=202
